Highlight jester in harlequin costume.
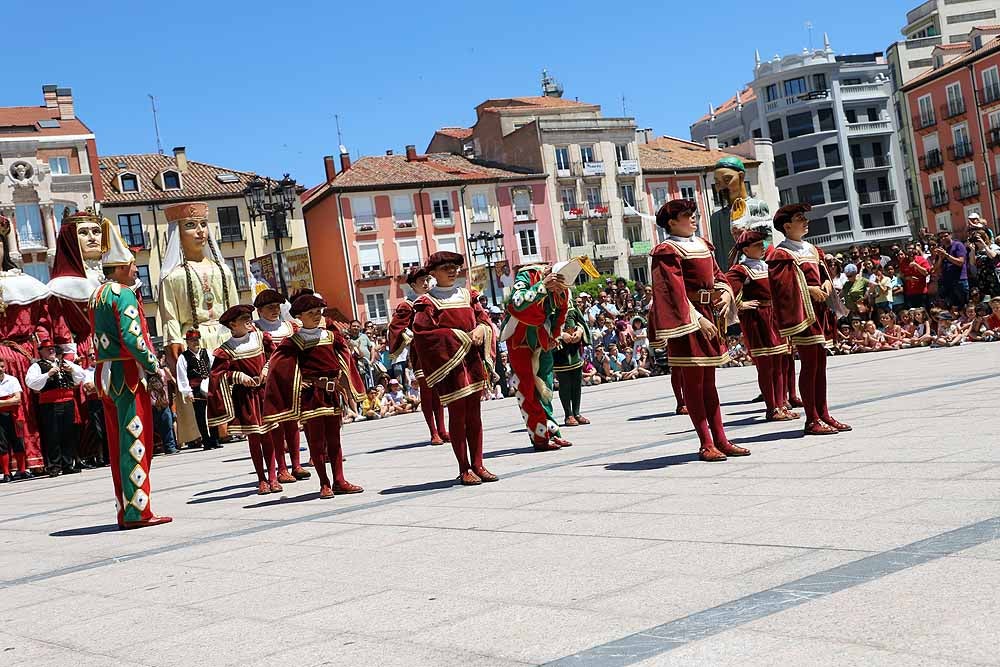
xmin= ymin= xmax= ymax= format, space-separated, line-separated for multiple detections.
xmin=208 ymin=304 xmax=280 ymax=495
xmin=500 ymin=263 xmax=573 ymax=451
xmin=0 ymin=214 xmax=56 ymax=472
xmin=263 ymin=292 xmax=366 ymax=500
xmin=725 ymin=229 xmax=799 ymax=423
xmin=648 ymin=199 xmax=749 ymax=462
xmin=411 ymin=251 xmax=498 ymax=485
xmin=90 ymin=221 xmax=172 ymax=529
xmin=387 ymin=267 xmax=448 ymax=446
xmin=768 ymin=203 xmax=851 ymax=437
xmin=253 ymin=288 xmax=309 ymax=483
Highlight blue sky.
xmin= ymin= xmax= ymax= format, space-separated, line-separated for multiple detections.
xmin=7 ymin=0 xmax=908 ymax=188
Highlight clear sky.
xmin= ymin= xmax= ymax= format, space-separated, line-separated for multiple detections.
xmin=7 ymin=0 xmax=909 ymax=188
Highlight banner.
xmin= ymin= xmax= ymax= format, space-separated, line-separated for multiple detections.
xmin=249 ymin=254 xmax=278 ymax=296
xmin=249 ymin=248 xmax=314 ymax=296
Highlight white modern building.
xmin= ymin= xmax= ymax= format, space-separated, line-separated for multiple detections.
xmin=692 ymin=37 xmax=911 ymax=250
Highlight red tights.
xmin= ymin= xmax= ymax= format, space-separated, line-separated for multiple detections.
xmin=797 ymin=344 xmax=830 ymax=423
xmin=670 ymin=371 xmax=685 ymax=408
xmin=755 ymin=355 xmax=785 ymax=414
xmin=247 ymin=433 xmax=276 ymax=484
xmin=272 ymin=421 xmax=301 ymax=473
xmin=303 ymin=414 xmax=350 ymax=489
xmin=445 ymin=393 xmax=483 ymax=474
xmin=418 ymin=378 xmax=447 ymax=440
xmin=1 ymin=452 xmax=26 ymax=476
xmin=677 ymin=366 xmax=727 ymax=448
xmin=782 ymin=353 xmax=799 ymax=403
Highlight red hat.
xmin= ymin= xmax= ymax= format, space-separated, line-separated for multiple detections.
xmin=164 ymin=202 xmax=209 ymax=223
xmin=185 ymin=329 xmax=202 ymax=341
xmin=773 ymin=203 xmax=812 ymax=233
xmin=655 ymin=199 xmax=697 ymax=229
xmin=735 ymin=229 xmax=768 ymax=249
xmin=253 ymin=289 xmax=284 ymax=309
xmin=290 ymin=293 xmax=327 ymax=317
xmin=220 ymin=304 xmax=254 ymax=326
xmin=405 ymin=266 xmax=431 ymax=285
xmin=425 ymin=251 xmax=464 ymax=271
xmin=37 ymin=333 xmax=55 ymax=349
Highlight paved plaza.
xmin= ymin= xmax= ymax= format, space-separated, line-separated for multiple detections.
xmin=2 ymin=343 xmax=1000 ymax=666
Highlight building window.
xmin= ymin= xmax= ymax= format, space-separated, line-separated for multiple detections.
xmin=752 ymin=128 xmax=763 ymax=138
xmin=365 ymin=292 xmax=390 ymax=324
xmin=53 ymin=201 xmax=77 ymax=222
xmin=580 ymin=145 xmax=595 ymax=163
xmin=391 ymin=194 xmax=415 ymax=226
xmin=436 ymin=237 xmax=458 ymax=254
xmin=120 ymin=173 xmax=139 ymax=192
xmin=823 ymin=144 xmax=841 ymax=167
xmin=796 ymin=183 xmax=825 ymax=206
xmin=136 ymin=264 xmax=154 ymax=301
xmin=513 ymin=189 xmax=532 ymax=220
xmin=791 ymin=147 xmax=820 ymax=173
xmin=833 ymin=215 xmax=851 ymax=232
xmin=615 ymin=144 xmax=631 ymax=164
xmin=779 ymin=188 xmax=794 ymax=205
xmin=216 ymin=206 xmax=242 ymax=242
xmin=555 ymin=147 xmax=571 ymax=171
xmin=818 ymin=108 xmax=835 ymax=131
xmin=225 ymin=257 xmax=250 ymax=291
xmin=881 ymin=210 xmax=896 ymax=227
xmin=15 ymin=203 xmax=45 ymax=248
xmin=517 ymin=228 xmax=538 ymax=258
xmin=352 ymin=196 xmax=376 ymax=230
xmin=560 ymin=187 xmax=577 ymax=210
xmin=591 ymin=224 xmax=609 ymax=245
xmin=625 ymin=225 xmax=644 ymax=244
xmin=679 ymin=183 xmax=696 ymax=200
xmin=768 ymin=118 xmax=784 ymax=142
xmin=471 ymin=193 xmax=490 ymax=222
xmin=935 ymin=211 xmax=952 ymax=231
xmin=48 ymin=157 xmax=70 ymax=175
xmin=22 ymin=260 xmax=49 ymax=283
xmin=774 ymin=154 xmax=789 ymax=178
xmin=651 ymin=186 xmax=668 ymax=208
xmin=162 ymin=170 xmax=181 ymax=190
xmin=783 ymin=77 xmax=807 ymax=97
xmin=808 ymin=217 xmax=831 ymax=237
xmin=566 ymin=227 xmax=583 ymax=247
xmin=117 ymin=213 xmax=144 ymax=247
xmin=630 ymin=264 xmax=648 ymax=285
xmin=918 ymin=94 xmax=934 ymax=125
xmin=861 ymin=213 xmax=873 ymax=229
xmin=765 ymin=84 xmax=779 ymax=102
xmin=398 ymin=239 xmax=421 ymax=271
xmin=431 ymin=194 xmax=451 ymax=224
xmin=828 ymin=179 xmax=846 ymax=202
xmin=358 ymin=243 xmax=382 ymax=275
xmin=585 ymin=186 xmax=603 ymax=207
xmin=146 ymin=317 xmax=158 ymax=338
xmin=812 ymin=73 xmax=827 ymax=91
xmin=620 ymin=184 xmax=637 ymax=208
xmin=787 ymin=112 xmax=814 ymax=138
xmin=983 ymin=67 xmax=1000 ymax=102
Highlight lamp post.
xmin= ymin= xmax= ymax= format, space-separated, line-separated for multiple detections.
xmin=466 ymin=230 xmax=506 ymax=307
xmin=243 ymin=173 xmax=297 ymax=297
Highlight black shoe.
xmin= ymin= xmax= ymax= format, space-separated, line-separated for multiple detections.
xmin=79 ymin=461 xmax=95 ymax=470
xmin=0 ymin=474 xmax=11 ymax=484
xmin=14 ymin=470 xmax=34 ymax=481
xmin=48 ymin=468 xmax=62 ymax=478
xmin=62 ymin=466 xmax=81 ymax=475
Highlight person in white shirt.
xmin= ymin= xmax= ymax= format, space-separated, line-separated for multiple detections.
xmin=25 ymin=338 xmax=86 ymax=476
xmin=0 ymin=359 xmax=28 ymax=482
xmin=175 ymin=329 xmax=219 ymax=449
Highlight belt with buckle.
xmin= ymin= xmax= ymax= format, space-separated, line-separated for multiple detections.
xmin=303 ymin=374 xmax=340 ymax=393
xmin=686 ymin=288 xmax=713 ymax=305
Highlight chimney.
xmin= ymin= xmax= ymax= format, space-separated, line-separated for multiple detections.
xmin=323 ymin=155 xmax=336 ymax=181
xmin=55 ymin=87 xmax=75 ymax=120
xmin=339 ymin=148 xmax=352 ymax=172
xmin=172 ymin=146 xmax=188 ymax=172
xmin=705 ymin=135 xmax=720 ymax=151
xmin=385 ymin=150 xmax=394 ymax=156
xmin=405 ymin=144 xmax=418 ymax=162
xmin=42 ymin=85 xmax=58 ymax=109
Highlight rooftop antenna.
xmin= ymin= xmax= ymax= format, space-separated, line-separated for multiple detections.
xmin=148 ymin=94 xmax=163 ymax=155
xmin=622 ymin=93 xmax=627 ymax=116
xmin=335 ymin=114 xmax=344 ymax=148
xmin=805 ymin=20 xmax=814 ymax=50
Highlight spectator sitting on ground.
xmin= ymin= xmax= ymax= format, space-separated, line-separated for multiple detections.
xmin=593 ymin=345 xmax=617 ymax=383
xmin=360 ymin=386 xmax=387 ymax=420
xmin=880 ymin=310 xmax=909 ymax=349
xmin=383 ymin=379 xmax=413 ymax=415
xmin=834 ymin=321 xmax=853 ymax=355
xmin=931 ymin=311 xmax=964 ymax=347
xmin=911 ymin=308 xmax=933 ymax=346
xmin=581 ymin=359 xmax=601 ymax=386
xmin=865 ymin=320 xmax=895 ymax=351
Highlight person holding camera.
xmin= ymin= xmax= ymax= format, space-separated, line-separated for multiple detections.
xmin=25 ymin=335 xmax=86 ymax=477
xmin=969 ymin=228 xmax=1000 ymax=299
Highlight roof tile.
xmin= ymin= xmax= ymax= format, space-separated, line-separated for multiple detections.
xmin=639 ymin=136 xmax=759 ymax=172
xmin=98 ymin=153 xmax=259 ymax=204
xmin=0 ymin=105 xmax=93 ymax=138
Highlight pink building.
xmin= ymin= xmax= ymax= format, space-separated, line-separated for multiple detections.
xmin=905 ymin=25 xmax=1000 ymax=236
xmin=302 ymin=145 xmax=548 ymax=323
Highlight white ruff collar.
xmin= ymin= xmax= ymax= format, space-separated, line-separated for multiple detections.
xmin=48 ymin=275 xmax=102 ymax=302
xmin=429 ymin=285 xmax=463 ymax=301
xmin=668 ymin=234 xmax=697 ymax=244
xmin=0 ymin=270 xmax=51 ymax=305
xmin=742 ymin=257 xmax=768 ymax=271
xmin=298 ymin=327 xmax=324 ymax=342
xmin=779 ymin=238 xmax=812 ymax=256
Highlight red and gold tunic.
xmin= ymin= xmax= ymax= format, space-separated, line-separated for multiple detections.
xmin=768 ymin=240 xmax=835 ymax=347
xmin=411 ymin=287 xmax=495 ymax=405
xmin=254 ymin=318 xmax=298 ymax=349
xmin=262 ymin=328 xmax=365 ymax=424
xmin=387 ymin=299 xmax=421 ymax=378
xmin=207 ymin=330 xmax=276 ymax=435
xmin=725 ymin=260 xmax=787 ymax=358
xmin=648 ymin=236 xmax=733 ymax=367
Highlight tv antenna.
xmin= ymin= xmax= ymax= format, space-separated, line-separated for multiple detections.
xmin=805 ymin=21 xmax=814 ymax=50
xmin=148 ymin=94 xmax=163 ymax=155
xmin=335 ymin=114 xmax=344 ymax=148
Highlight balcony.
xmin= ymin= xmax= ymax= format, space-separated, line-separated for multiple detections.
xmin=432 ymin=215 xmax=454 ymax=228
xmin=393 ymin=215 xmax=417 ymax=230
xmin=566 ymin=242 xmax=594 ymax=258
xmin=840 ymin=82 xmax=889 ymax=101
xmin=513 ymin=208 xmax=535 ymax=223
xmin=217 ymin=223 xmax=245 ymax=244
xmin=594 ymin=243 xmax=619 ymax=259
xmin=947 ymin=142 xmax=974 ymax=162
xmin=470 ymin=211 xmax=493 ymax=224
xmin=806 ymin=230 xmax=856 ymax=248
xmin=988 ymin=128 xmax=1000 ymax=150
xmin=941 ymin=100 xmax=967 ymax=121
xmin=122 ymin=230 xmax=151 ymax=251
xmin=954 ymin=181 xmax=981 ymax=201
xmin=852 ymin=156 xmax=891 ymax=171
xmin=617 ymin=159 xmax=640 ymax=176
xmin=861 ymin=225 xmax=911 ymax=242
xmin=628 ymin=239 xmax=652 ymax=256
xmin=919 ymin=149 xmax=944 ymax=172
xmin=858 ymin=190 xmax=897 ymax=207
xmin=763 ymin=89 xmax=830 ymax=114
xmin=925 ymin=191 xmax=949 ymax=209
xmin=845 ymin=120 xmax=894 ymax=137
xmin=562 ymin=205 xmax=586 ymax=222
xmin=586 ymin=201 xmax=611 ymax=218
xmin=912 ymin=112 xmax=936 ymax=131
xmin=621 ymin=200 xmax=646 ymax=217
xmin=356 ymin=266 xmax=388 ymax=282
xmin=354 ymin=213 xmax=377 ymax=234
xmin=978 ymin=83 xmax=1000 ymax=107
xmin=581 ymin=161 xmax=605 ymax=177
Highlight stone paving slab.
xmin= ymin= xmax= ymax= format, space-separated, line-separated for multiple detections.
xmin=1 ymin=343 xmax=999 ymax=665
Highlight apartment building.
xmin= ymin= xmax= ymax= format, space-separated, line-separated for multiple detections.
xmin=692 ymin=37 xmax=910 ymax=250
xmin=886 ymin=0 xmax=1000 ymax=230
xmin=301 ymin=146 xmax=547 ymax=323
xmin=0 ymin=85 xmax=102 ymax=282
xmin=904 ymin=25 xmax=1000 ymax=236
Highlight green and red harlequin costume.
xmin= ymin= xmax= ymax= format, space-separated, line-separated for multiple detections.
xmin=500 ymin=265 xmax=570 ymax=446
xmin=90 ymin=282 xmax=162 ymax=526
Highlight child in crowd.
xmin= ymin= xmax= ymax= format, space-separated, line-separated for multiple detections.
xmin=931 ymin=312 xmax=964 ymax=348
xmin=966 ymin=305 xmax=996 ymax=342
xmin=880 ymin=311 xmax=909 ymax=349
xmin=864 ymin=321 xmax=894 ymax=351
xmin=849 ymin=317 xmax=872 ymax=353
xmin=911 ymin=308 xmax=933 ymax=346
xmin=834 ymin=321 xmax=853 ymax=355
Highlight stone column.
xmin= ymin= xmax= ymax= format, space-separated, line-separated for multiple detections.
xmin=40 ymin=202 xmax=57 ymax=266
xmin=0 ymin=205 xmax=20 ymax=264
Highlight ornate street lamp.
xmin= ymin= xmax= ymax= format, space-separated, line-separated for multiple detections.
xmin=466 ymin=230 xmax=506 ymax=306
xmin=243 ymin=173 xmax=296 ymax=296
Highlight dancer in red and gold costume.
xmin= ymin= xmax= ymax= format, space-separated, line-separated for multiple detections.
xmin=648 ymin=200 xmax=749 ymax=462
xmin=0 ymin=214 xmax=54 ymax=472
xmin=387 ymin=267 xmax=448 ymax=445
xmin=726 ymin=229 xmax=799 ymax=422
xmin=253 ymin=289 xmax=307 ymax=483
xmin=411 ymin=252 xmax=498 ymax=485
xmin=263 ymin=292 xmax=365 ymax=500
xmin=208 ymin=305 xmax=281 ymax=495
xmin=768 ymin=204 xmax=851 ymax=436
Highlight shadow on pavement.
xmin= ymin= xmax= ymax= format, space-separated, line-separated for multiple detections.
xmin=193 ymin=481 xmax=256 ymax=497
xmin=485 ymin=446 xmax=536 ymax=459
xmin=603 ymin=452 xmax=699 ymax=470
xmin=628 ymin=411 xmax=677 ymax=421
xmin=366 ymin=440 xmax=434 ymax=455
xmin=243 ymin=492 xmax=321 ymax=508
xmin=722 ymin=398 xmax=761 ymax=407
xmin=731 ymin=428 xmax=803 ymax=444
xmin=380 ymin=479 xmax=457 ymax=495
xmin=50 ymin=524 xmax=121 ymax=537
xmin=187 ymin=487 xmax=260 ymax=504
